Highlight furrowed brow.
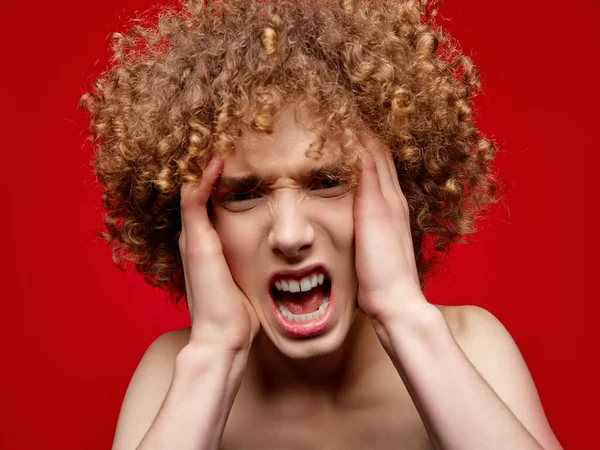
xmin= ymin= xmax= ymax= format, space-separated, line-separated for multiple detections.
xmin=216 ymin=174 xmax=263 ymax=190
xmin=215 ymin=164 xmax=347 ymax=190
xmin=306 ymin=165 xmax=346 ymax=179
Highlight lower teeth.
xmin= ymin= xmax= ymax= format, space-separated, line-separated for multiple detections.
xmin=277 ymin=297 xmax=330 ymax=322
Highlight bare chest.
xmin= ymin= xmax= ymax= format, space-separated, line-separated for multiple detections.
xmin=220 ymin=380 xmax=433 ymax=449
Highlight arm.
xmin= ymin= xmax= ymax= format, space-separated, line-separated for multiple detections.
xmin=353 ymin=144 xmax=562 ymax=450
xmin=113 ymin=156 xmax=259 ymax=449
xmin=136 ymin=343 xmax=248 ymax=450
xmin=372 ymin=302 xmax=563 ymax=450
xmin=111 ymin=331 xmax=249 ymax=450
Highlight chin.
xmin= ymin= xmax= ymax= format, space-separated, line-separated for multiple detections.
xmin=257 ymin=288 xmax=359 ymax=361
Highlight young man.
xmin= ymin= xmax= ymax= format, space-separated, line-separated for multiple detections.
xmin=80 ymin=0 xmax=563 ymax=448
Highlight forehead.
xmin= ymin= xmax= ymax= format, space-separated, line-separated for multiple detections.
xmin=222 ymin=107 xmax=344 ymax=180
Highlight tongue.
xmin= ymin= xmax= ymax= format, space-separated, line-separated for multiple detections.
xmin=279 ymin=285 xmax=326 ymax=315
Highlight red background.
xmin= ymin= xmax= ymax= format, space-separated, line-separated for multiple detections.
xmin=2 ymin=0 xmax=598 ymax=448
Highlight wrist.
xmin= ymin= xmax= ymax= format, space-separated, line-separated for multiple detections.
xmin=176 ymin=341 xmax=247 ymax=374
xmin=370 ymin=300 xmax=443 ymax=356
xmin=369 ymin=290 xmax=437 ymax=330
xmin=138 ymin=343 xmax=247 ymax=450
xmin=189 ymin=324 xmax=255 ymax=355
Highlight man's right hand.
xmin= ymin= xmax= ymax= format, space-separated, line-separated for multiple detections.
xmin=179 ymin=156 xmax=260 ymax=354
xmin=117 ymin=157 xmax=259 ymax=450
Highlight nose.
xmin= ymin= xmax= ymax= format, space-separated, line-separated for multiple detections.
xmin=268 ymin=194 xmax=315 ymax=260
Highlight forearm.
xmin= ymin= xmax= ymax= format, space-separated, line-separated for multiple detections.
xmin=137 ymin=343 xmax=247 ymax=450
xmin=374 ymin=303 xmax=544 ymax=450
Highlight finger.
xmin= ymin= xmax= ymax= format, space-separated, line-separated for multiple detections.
xmin=360 ymin=135 xmax=397 ymax=205
xmin=355 ymin=150 xmax=387 ymax=214
xmin=384 ymin=149 xmax=402 ymax=198
xmin=179 ymin=221 xmax=193 ymax=313
xmin=180 ymin=156 xmax=224 ymax=248
xmin=361 ymin=134 xmax=411 ymax=229
xmin=179 ymin=156 xmax=224 ymax=315
xmin=179 ymin=218 xmax=195 ymax=312
xmin=383 ymin=149 xmax=410 ymax=221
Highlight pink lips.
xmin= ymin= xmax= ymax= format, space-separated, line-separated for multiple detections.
xmin=269 ymin=278 xmax=335 ymax=338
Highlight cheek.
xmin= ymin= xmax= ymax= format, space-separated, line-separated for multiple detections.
xmin=212 ymin=214 xmax=254 ymax=277
xmin=318 ymin=195 xmax=356 ymax=252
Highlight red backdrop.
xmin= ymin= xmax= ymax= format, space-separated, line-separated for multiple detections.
xmin=2 ymin=0 xmax=598 ymax=448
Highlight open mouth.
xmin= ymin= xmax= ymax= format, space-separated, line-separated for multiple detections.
xmin=269 ymin=273 xmax=332 ymax=323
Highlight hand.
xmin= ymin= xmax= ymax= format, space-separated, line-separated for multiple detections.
xmin=353 ymin=135 xmax=429 ymax=327
xmin=179 ymin=157 xmax=260 ymax=353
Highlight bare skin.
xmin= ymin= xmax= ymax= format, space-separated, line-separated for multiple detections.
xmin=202 ymin=307 xmax=457 ymax=450
xmin=115 ymin=302 xmax=560 ymax=449
xmin=112 ymin=107 xmax=561 ymax=450
xmin=117 ymin=306 xmax=460 ymax=450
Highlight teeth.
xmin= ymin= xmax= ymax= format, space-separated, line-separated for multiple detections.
xmin=311 ymin=274 xmax=318 ymax=288
xmin=274 ymin=271 xmax=327 ymax=293
xmin=288 ymin=280 xmax=300 ymax=293
xmin=277 ymin=297 xmax=330 ymax=322
xmin=300 ymin=278 xmax=312 ymax=292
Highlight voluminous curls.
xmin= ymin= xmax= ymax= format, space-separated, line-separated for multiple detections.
xmin=80 ymin=0 xmax=499 ymax=303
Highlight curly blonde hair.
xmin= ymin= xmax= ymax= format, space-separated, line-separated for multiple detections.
xmin=80 ymin=0 xmax=498 ymax=304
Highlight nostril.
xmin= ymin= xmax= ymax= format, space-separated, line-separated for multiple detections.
xmin=269 ymin=226 xmax=314 ymax=259
xmin=274 ymin=247 xmax=306 ymax=260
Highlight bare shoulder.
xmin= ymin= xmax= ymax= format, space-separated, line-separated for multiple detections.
xmin=433 ymin=303 xmax=524 ymax=368
xmin=112 ymin=327 xmax=192 ymax=450
xmin=433 ymin=304 xmax=563 ymax=450
xmin=431 ymin=304 xmax=464 ymax=339
xmin=432 ymin=303 xmax=505 ymax=343
xmin=433 ymin=303 xmax=520 ymax=356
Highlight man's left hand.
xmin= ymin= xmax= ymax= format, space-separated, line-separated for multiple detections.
xmin=353 ymin=134 xmax=429 ymax=328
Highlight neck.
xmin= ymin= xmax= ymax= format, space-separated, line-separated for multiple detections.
xmin=247 ymin=310 xmax=384 ymax=402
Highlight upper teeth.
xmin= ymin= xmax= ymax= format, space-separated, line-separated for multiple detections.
xmin=274 ymin=272 xmax=326 ymax=293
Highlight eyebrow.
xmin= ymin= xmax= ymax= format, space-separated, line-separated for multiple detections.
xmin=216 ymin=173 xmax=263 ymax=191
xmin=215 ymin=165 xmax=346 ymax=191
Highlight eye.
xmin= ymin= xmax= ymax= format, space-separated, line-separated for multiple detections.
xmin=220 ymin=190 xmax=262 ymax=203
xmin=311 ymin=177 xmax=344 ymax=190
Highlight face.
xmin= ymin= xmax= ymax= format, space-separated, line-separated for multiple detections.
xmin=210 ymin=106 xmax=360 ymax=360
